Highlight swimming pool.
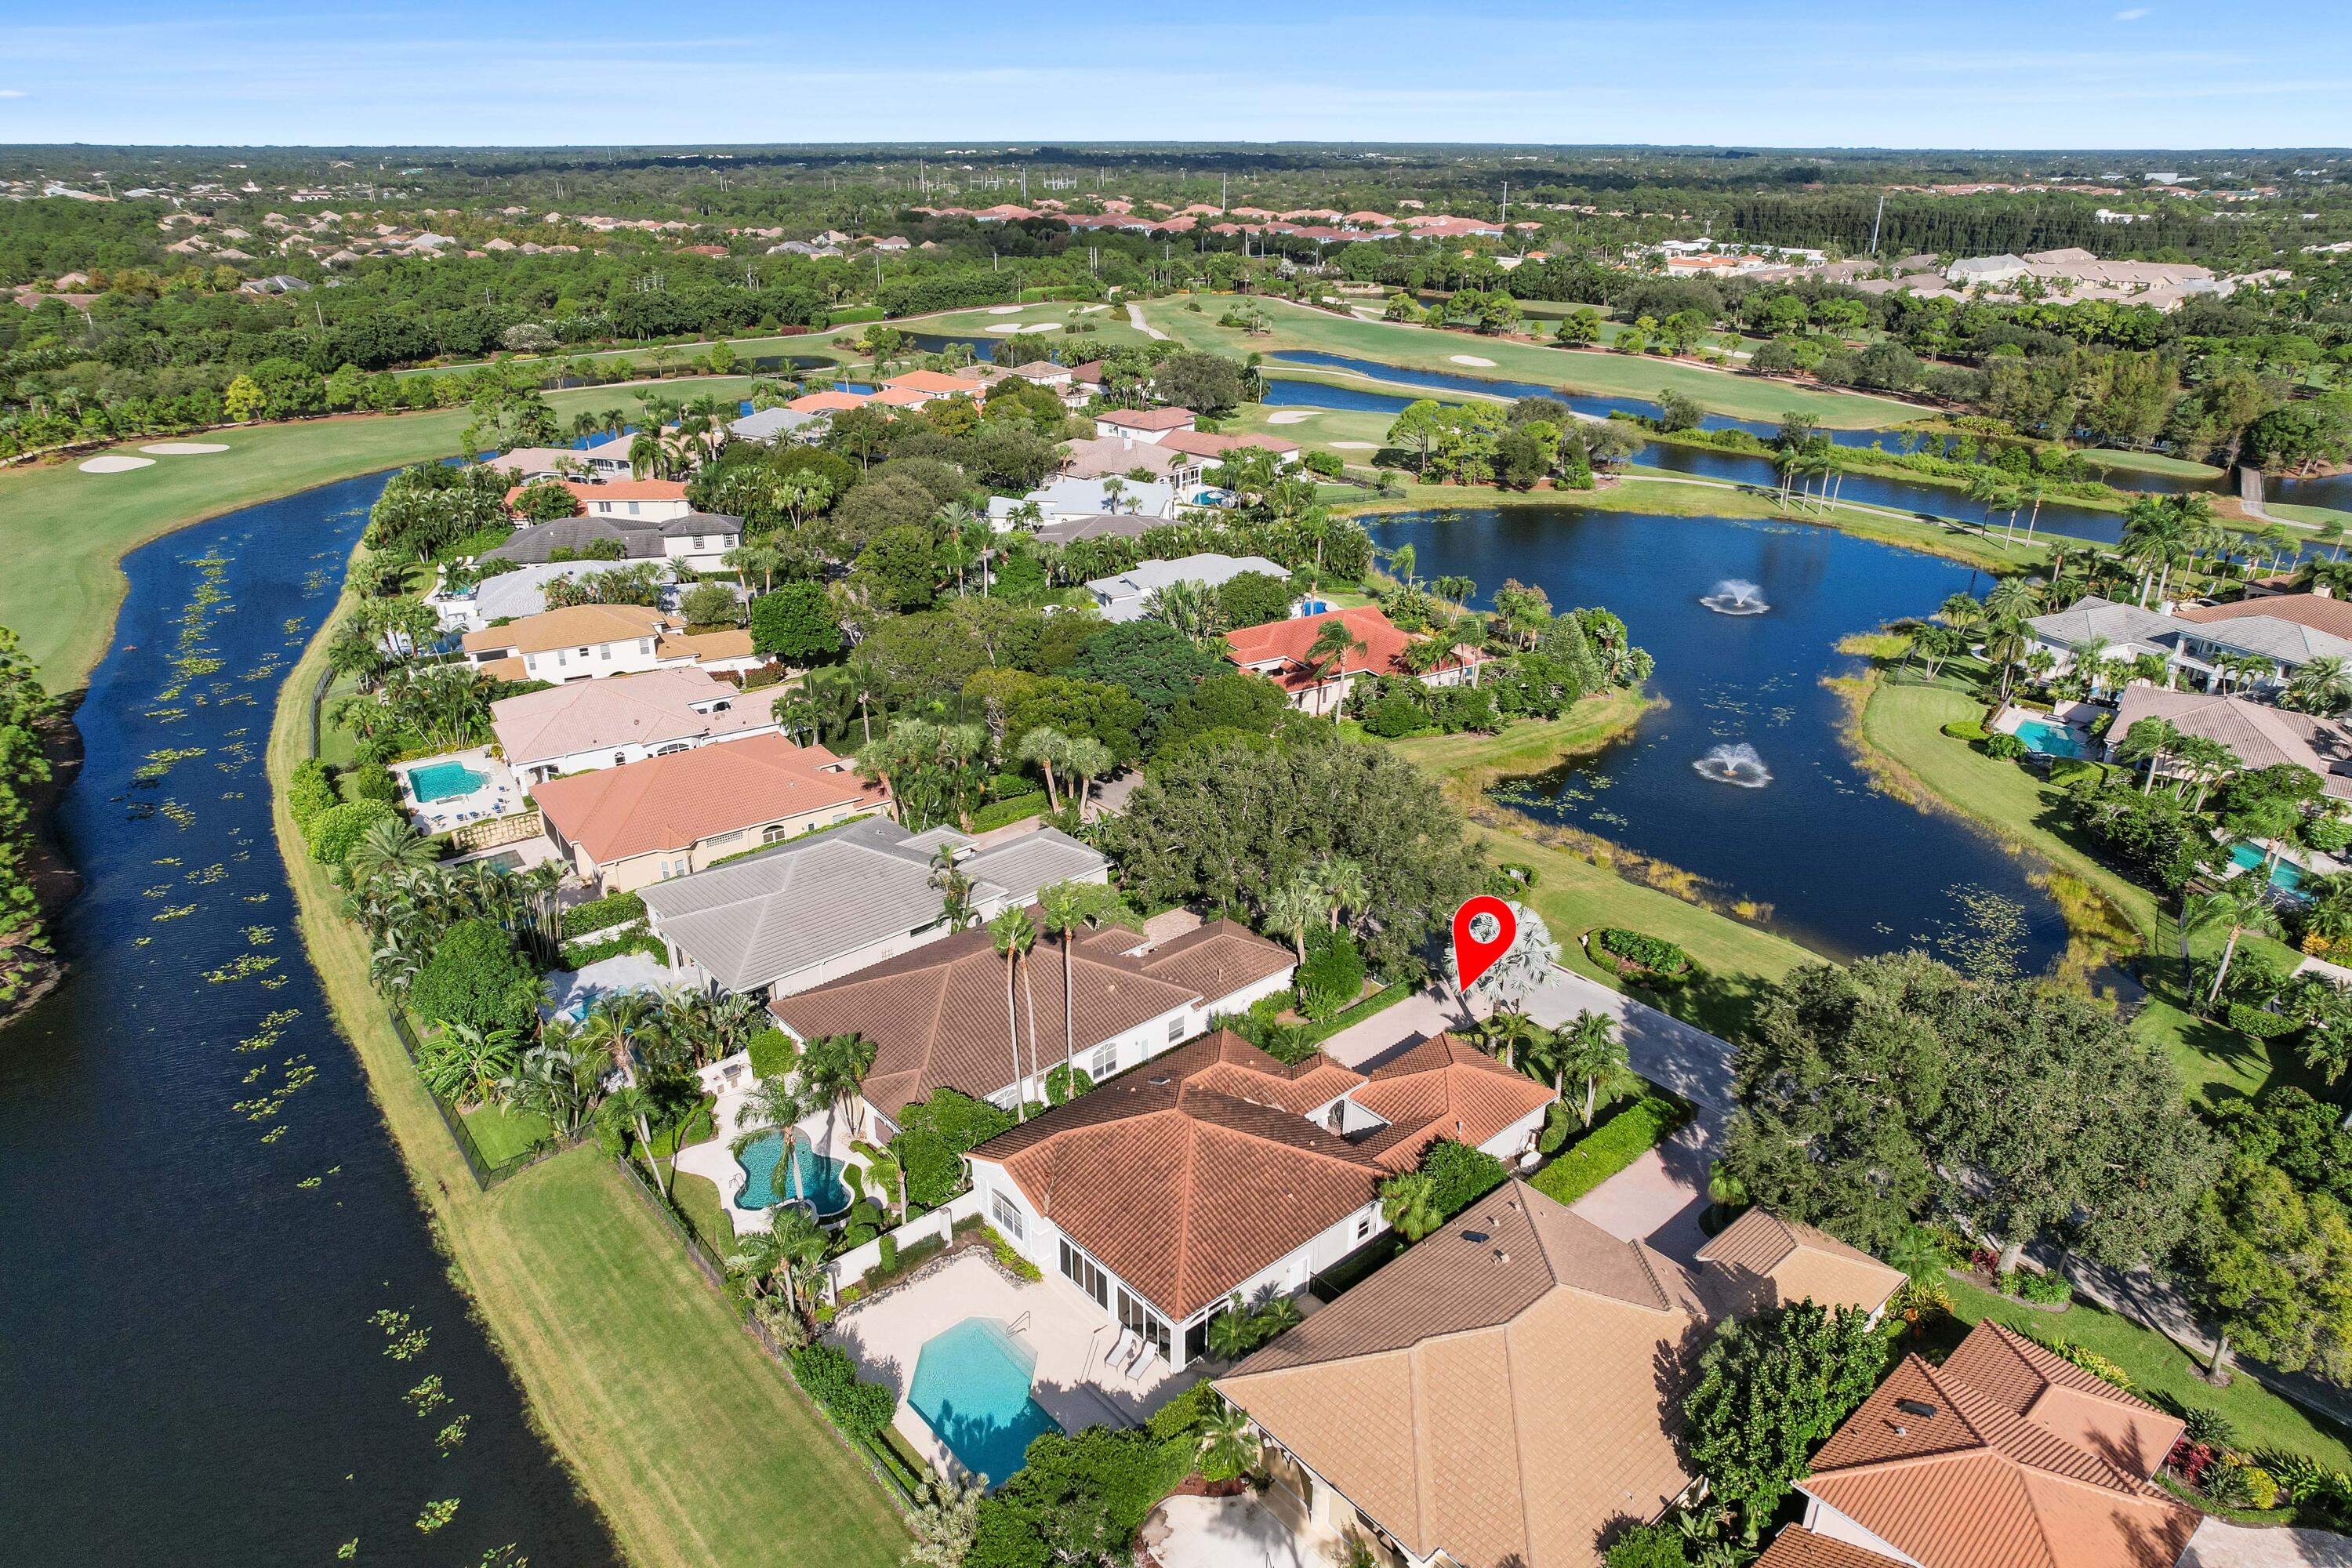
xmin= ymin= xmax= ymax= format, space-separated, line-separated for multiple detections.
xmin=2230 ymin=840 xmax=2310 ymax=897
xmin=733 ymin=1130 xmax=852 ymax=1215
xmin=2011 ymin=717 xmax=2094 ymax=760
xmin=908 ymin=1318 xmax=1061 ymax=1486
xmin=408 ymin=759 xmax=489 ymax=803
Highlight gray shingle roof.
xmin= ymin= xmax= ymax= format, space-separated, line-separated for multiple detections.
xmin=638 ymin=818 xmax=1107 ymax=993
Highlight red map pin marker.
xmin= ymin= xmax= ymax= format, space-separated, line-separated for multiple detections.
xmin=1452 ymin=895 xmax=1518 ymax=991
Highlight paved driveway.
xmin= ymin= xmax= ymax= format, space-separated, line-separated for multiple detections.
xmin=1570 ymin=1114 xmax=1722 ymax=1265
xmin=1316 ymin=988 xmax=1475 ymax=1070
xmin=2183 ymin=1519 xmax=2352 ymax=1567
xmin=1523 ymin=963 xmax=1737 ymax=1115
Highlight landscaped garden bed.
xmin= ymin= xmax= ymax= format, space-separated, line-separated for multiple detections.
xmin=1588 ymin=926 xmax=1692 ymax=980
xmin=1527 ymin=1090 xmax=1689 ymax=1207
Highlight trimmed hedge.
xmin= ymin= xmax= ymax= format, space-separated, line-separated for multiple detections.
xmin=1942 ymin=719 xmax=1989 ymax=742
xmin=1529 ymin=1094 xmax=1686 ymax=1207
xmin=1592 ymin=927 xmax=1690 ymax=978
xmin=748 ymin=1027 xmax=797 ymax=1079
xmin=971 ymin=791 xmax=1049 ymax=832
xmin=560 ymin=929 xmax=666 ymax=968
xmin=2229 ymin=1002 xmax=2304 ymax=1040
xmin=561 ymin=889 xmax=646 ymax=938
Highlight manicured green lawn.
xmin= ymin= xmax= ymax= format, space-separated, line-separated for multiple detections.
xmin=670 ymin=1167 xmax=740 ymax=1260
xmin=913 ymin=299 xmax=1155 ymax=352
xmin=2082 ymin=448 xmax=2227 ymax=480
xmin=0 ymin=374 xmax=767 ymax=690
xmin=462 ymin=1101 xmax=555 ymax=1166
xmin=1387 ymin=692 xmax=1651 ymax=786
xmin=2267 ymin=501 xmax=2352 ymax=534
xmin=1937 ymin=1273 xmax=2352 ymax=1471
xmin=1144 ymin=294 xmax=1922 ymax=428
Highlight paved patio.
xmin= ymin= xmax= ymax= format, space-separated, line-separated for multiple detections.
xmin=393 ymin=744 xmax=521 ymax=835
xmin=827 ymin=1251 xmax=1199 ymax=1480
xmin=1142 ymin=1494 xmax=1327 ymax=1568
xmin=2183 ymin=1519 xmax=2352 ymax=1567
xmin=672 ymin=1057 xmax=862 ymax=1238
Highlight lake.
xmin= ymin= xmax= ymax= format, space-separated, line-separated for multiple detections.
xmin=0 ymin=477 xmax=618 ymax=1566
xmin=1365 ymin=505 xmax=2072 ymax=973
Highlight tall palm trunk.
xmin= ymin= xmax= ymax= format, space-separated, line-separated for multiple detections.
xmin=1004 ymin=954 xmax=1025 ymax=1122
xmin=2207 ymin=924 xmax=2245 ymax=1004
xmin=1020 ymin=957 xmax=1043 ymax=1108
xmin=1063 ymin=928 xmax=1076 ymax=1078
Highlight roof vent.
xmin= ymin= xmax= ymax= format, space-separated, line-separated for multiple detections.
xmin=1148 ymin=1076 xmax=1171 ymax=1086
xmin=1896 ymin=1399 xmax=1940 ymax=1419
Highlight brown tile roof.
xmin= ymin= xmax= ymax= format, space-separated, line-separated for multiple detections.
xmin=1131 ymin=917 xmax=1298 ymax=1004
xmin=489 ymin=666 xmax=772 ymax=765
xmin=1693 ymin=1208 xmax=1907 ymax=1319
xmin=1938 ymin=1322 xmax=2184 ymax=1479
xmin=1223 ymin=605 xmax=1488 ymax=695
xmin=655 ymin=628 xmax=756 ymax=664
xmin=1348 ymin=1033 xmax=1559 ymax=1171
xmin=461 ymin=602 xmax=669 ymax=658
xmin=771 ymin=919 xmax=1222 ymax=1120
xmin=500 ymin=477 xmax=687 ymax=511
xmin=1755 ymin=1526 xmax=1907 ymax=1568
xmin=530 ymin=733 xmax=885 ymax=865
xmin=1218 ymin=1181 xmax=1703 ymax=1567
xmin=1159 ymin=428 xmax=1301 ymax=459
xmin=1800 ymin=1333 xmax=2198 ymax=1568
xmin=1099 ymin=406 xmax=1198 ymax=432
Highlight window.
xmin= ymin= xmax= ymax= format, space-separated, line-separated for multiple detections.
xmin=556 ymin=649 xmax=567 ymax=667
xmin=613 ymin=752 xmax=628 ymax=768
xmin=692 ymin=536 xmax=706 ymax=551
xmin=1089 ymin=1042 xmax=1117 ymax=1080
xmin=1356 ymin=1214 xmax=1373 ymax=1241
xmin=991 ymin=1191 xmax=1025 ymax=1240
xmin=1117 ymin=1287 xmax=1171 ymax=1362
xmin=600 ymin=643 xmax=612 ymax=661
xmin=639 ymin=639 xmax=653 ymax=655
xmin=627 ymin=501 xmax=641 ymax=516
xmin=763 ymin=824 xmax=792 ymax=844
xmin=1059 ymin=1240 xmax=1109 ymax=1308
xmin=1167 ymin=1016 xmax=1185 ymax=1042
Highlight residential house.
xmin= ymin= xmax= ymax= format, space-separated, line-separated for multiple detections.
xmin=532 ymin=733 xmax=891 ymax=894
xmin=775 ymin=926 xmax=1297 ymax=1140
xmin=505 ymin=477 xmax=689 ymax=518
xmin=1766 ymin=1320 xmax=2196 ymax=1568
xmin=1159 ymin=428 xmax=1303 ymax=470
xmin=1033 ymin=512 xmax=1161 ymax=545
xmin=482 ymin=446 xmax=587 ymax=485
xmin=728 ymin=407 xmax=825 ymax=445
xmin=426 ymin=558 xmax=665 ymax=632
xmin=459 ymin=603 xmax=759 ymax=684
xmin=1691 ymin=1208 xmax=1905 ymax=1323
xmin=1057 ymin=435 xmax=1192 ymax=485
xmin=480 ymin=514 xmax=669 ymax=566
xmin=788 ymin=390 xmax=873 ymax=415
xmin=879 ymin=370 xmax=978 ymax=405
xmin=2027 ymin=594 xmax=2352 ymax=693
xmin=1225 ymin=605 xmax=1490 ymax=716
xmin=490 ymin=492 xmax=742 ymax=572
xmin=640 ymin=817 xmax=1107 ymax=1001
xmin=491 ymin=666 xmax=779 ymax=783
xmin=2107 ymin=686 xmax=2352 ymax=801
xmin=1086 ymin=553 xmax=1290 ymax=622
xmin=971 ymin=1031 xmax=1555 ymax=1373
xmin=994 ymin=475 xmax=1178 ymax=528
xmin=1094 ymin=407 xmax=1200 ymax=443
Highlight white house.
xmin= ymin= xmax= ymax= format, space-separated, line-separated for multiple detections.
xmin=1093 ymin=406 xmax=1200 ymax=444
xmin=490 ymin=666 xmax=779 ymax=782
xmin=459 ymin=603 xmax=759 ymax=684
xmin=1085 ymin=553 xmax=1290 ymax=622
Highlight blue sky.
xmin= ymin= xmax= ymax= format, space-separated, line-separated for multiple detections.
xmin=2 ymin=1 xmax=2347 ymax=151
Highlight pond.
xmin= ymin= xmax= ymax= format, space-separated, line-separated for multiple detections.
xmin=0 ymin=476 xmax=618 ymax=1565
xmin=1364 ymin=506 xmax=2072 ymax=973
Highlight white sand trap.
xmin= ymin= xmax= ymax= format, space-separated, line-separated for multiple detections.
xmin=1331 ymin=441 xmax=1379 ymax=449
xmin=80 ymin=455 xmax=155 ymax=473
xmin=987 ymin=305 xmax=1025 ymax=315
xmin=1073 ymin=303 xmax=1109 ymax=314
xmin=1017 ymin=322 xmax=1059 ymax=333
xmin=1448 ymin=354 xmax=1497 ymax=366
xmin=1265 ymin=411 xmax=1316 ymax=424
xmin=140 ymin=441 xmax=230 ymax=455
xmin=985 ymin=322 xmax=1026 ymax=334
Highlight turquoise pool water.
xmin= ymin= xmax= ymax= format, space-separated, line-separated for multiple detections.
xmin=733 ymin=1131 xmax=851 ymax=1214
xmin=909 ymin=1318 xmax=1060 ymax=1486
xmin=2230 ymin=840 xmax=2310 ymax=896
xmin=2012 ymin=718 xmax=2094 ymax=760
xmin=408 ymin=759 xmax=488 ymax=803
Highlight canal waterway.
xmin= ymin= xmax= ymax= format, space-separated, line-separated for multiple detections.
xmin=0 ymin=477 xmax=619 ymax=1567
xmin=1366 ymin=505 xmax=2072 ymax=973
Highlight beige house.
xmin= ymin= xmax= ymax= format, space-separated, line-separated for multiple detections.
xmin=531 ymin=733 xmax=891 ymax=893
xmin=460 ymin=603 xmax=759 ymax=684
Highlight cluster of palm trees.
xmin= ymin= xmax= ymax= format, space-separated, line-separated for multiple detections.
xmin=984 ymin=882 xmax=1138 ymax=1126
xmin=1260 ymin=857 xmax=1370 ymax=960
xmin=1472 ymin=1007 xmax=1631 ymax=1131
xmin=2111 ymin=717 xmax=2244 ymax=810
xmin=330 ymin=662 xmax=500 ymax=759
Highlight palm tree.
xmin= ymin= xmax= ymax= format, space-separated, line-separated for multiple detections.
xmin=1143 ymin=578 xmax=1219 ymax=644
xmin=1479 ymin=1008 xmax=1549 ymax=1074
xmin=1938 ymin=593 xmax=1985 ymax=635
xmin=1016 ymin=726 xmax=1070 ymax=814
xmin=2172 ymin=735 xmax=2241 ymax=811
xmin=1554 ymin=1009 xmax=1627 ymax=1128
xmin=1984 ymin=576 xmax=2042 ymax=624
xmin=607 ymin=1083 xmax=675 ymax=1199
xmin=1196 ymin=1398 xmax=1258 ymax=1481
xmin=1038 ymin=880 xmax=1109 ymax=1082
xmin=2286 ymin=656 xmax=2352 ymax=718
xmin=1263 ymin=873 xmax=1329 ymax=961
xmin=577 ymin=991 xmax=655 ymax=1081
xmin=2114 ymin=717 xmax=2183 ymax=793
xmin=1886 ymin=1225 xmax=1948 ymax=1283
xmin=1315 ymin=855 xmax=1370 ymax=935
xmin=1306 ymin=617 xmax=1369 ymax=724
xmin=793 ymin=1031 xmax=877 ymax=1156
xmin=1064 ymin=736 xmax=1113 ymax=823
xmin=418 ymin=1022 xmax=521 ymax=1109
xmin=347 ymin=817 xmax=441 ymax=884
xmin=1704 ymin=1161 xmax=1749 ymax=1229
xmin=1379 ymin=1171 xmax=1443 ymax=1241
xmin=2188 ymin=880 xmax=2284 ymax=1007
xmin=989 ymin=907 xmax=1038 ymax=1120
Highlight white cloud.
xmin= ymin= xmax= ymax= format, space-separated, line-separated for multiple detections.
xmin=2115 ymin=7 xmax=2151 ymax=18
xmin=0 ymin=89 xmax=26 ymax=98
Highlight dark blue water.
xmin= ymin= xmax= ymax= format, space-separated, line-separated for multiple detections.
xmin=1263 ymin=376 xmax=2132 ymax=547
xmin=907 ymin=332 xmax=1004 ymax=361
xmin=2275 ymin=471 xmax=2352 ymax=513
xmin=1368 ymin=506 xmax=2070 ymax=971
xmin=0 ymin=477 xmax=618 ymax=1567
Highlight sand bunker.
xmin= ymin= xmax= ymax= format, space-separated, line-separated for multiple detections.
xmin=1017 ymin=322 xmax=1059 ymax=333
xmin=987 ymin=305 xmax=1025 ymax=314
xmin=140 ymin=441 xmax=230 ymax=455
xmin=1331 ymin=441 xmax=1379 ymax=449
xmin=984 ymin=323 xmax=1026 ymax=334
xmin=79 ymin=455 xmax=155 ymax=473
xmin=1265 ymin=411 xmax=1316 ymax=424
xmin=1448 ymin=354 xmax=1497 ymax=366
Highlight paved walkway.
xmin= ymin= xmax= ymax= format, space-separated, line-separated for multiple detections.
xmin=1143 ymin=1495 xmax=1319 ymax=1568
xmin=2184 ymin=1518 xmax=2352 ymax=1567
xmin=1127 ymin=302 xmax=1167 ymax=340
xmin=1523 ymin=962 xmax=1736 ymax=1115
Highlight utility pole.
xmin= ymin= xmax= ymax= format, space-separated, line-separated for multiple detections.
xmin=1868 ymin=194 xmax=1886 ymax=257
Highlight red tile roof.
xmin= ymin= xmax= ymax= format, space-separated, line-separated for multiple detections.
xmin=1098 ymin=406 xmax=1198 ymax=432
xmin=501 ymin=477 xmax=686 ymax=512
xmin=1159 ymin=429 xmax=1300 ymax=459
xmin=531 ymin=733 xmax=885 ymax=866
xmin=1222 ymin=605 xmax=1487 ymax=695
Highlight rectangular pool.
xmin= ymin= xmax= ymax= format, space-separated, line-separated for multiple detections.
xmin=2229 ymin=840 xmax=2308 ymax=897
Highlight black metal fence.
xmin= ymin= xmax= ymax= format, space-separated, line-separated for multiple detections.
xmin=384 ymin=1007 xmax=561 ymax=1191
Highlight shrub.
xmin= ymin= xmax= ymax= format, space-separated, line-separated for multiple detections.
xmin=1592 ymin=927 xmax=1690 ymax=977
xmin=971 ymin=791 xmax=1049 ymax=831
xmin=307 ymin=799 xmax=402 ymax=867
xmin=747 ymin=1027 xmax=797 ymax=1079
xmin=789 ymin=1342 xmax=897 ymax=1436
xmin=2034 ymin=1333 xmax=2131 ymax=1390
xmin=2176 ymin=1406 xmax=2238 ymax=1449
xmin=1360 ymin=692 xmax=1434 ymax=739
xmin=2229 ymin=1002 xmax=2303 ymax=1039
xmin=1531 ymin=1095 xmax=1683 ymax=1207
xmin=1983 ymin=732 xmax=2027 ymax=760
xmin=511 ymin=479 xmax=581 ymax=521
xmin=409 ymin=918 xmax=544 ymax=1036
xmin=2306 ymin=815 xmax=2352 ymax=855
xmin=1296 ymin=928 xmax=1367 ymax=1020
xmin=347 ymin=762 xmax=401 ymax=804
xmin=891 ymin=1088 xmax=1015 ymax=1207
xmin=288 ymin=758 xmax=339 ymax=833
xmin=1942 ymin=719 xmax=1988 ymax=742
xmin=984 ymin=1224 xmax=1040 ymax=1281
xmin=2046 ymin=758 xmax=2103 ymax=787
xmin=559 ymin=889 xmax=646 ymax=938
xmin=877 ymin=1235 xmax=898 ymax=1275
xmin=1603 ymin=1523 xmax=1690 ymax=1568
xmin=558 ymin=929 xmax=666 ymax=967
xmin=2013 ymin=1266 xmax=2073 ymax=1305
xmin=2241 ymin=1465 xmax=2281 ymax=1512
xmin=1419 ymin=1138 xmax=1509 ymax=1218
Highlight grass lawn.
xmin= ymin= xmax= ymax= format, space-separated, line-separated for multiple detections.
xmin=267 ymin=587 xmax=906 ymax=1568
xmin=2082 ymin=448 xmax=2228 ymax=480
xmin=1144 ymin=293 xmax=1922 ymax=428
xmin=669 ymin=1168 xmax=742 ymax=1261
xmin=1387 ymin=691 xmax=1652 ymax=789
xmin=0 ymin=373 xmax=769 ymax=691
xmin=1935 ymin=1273 xmax=2352 ymax=1472
xmin=2267 ymin=501 xmax=2352 ymax=534
xmin=909 ymin=299 xmax=1155 ymax=353
xmin=462 ymin=1101 xmax=555 ymax=1166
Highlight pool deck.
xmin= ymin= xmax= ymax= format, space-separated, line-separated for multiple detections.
xmin=828 ymin=1251 xmax=1200 ymax=1482
xmin=393 ymin=744 xmax=522 ymax=835
xmin=673 ymin=1065 xmax=864 ymax=1238
xmin=1990 ymin=699 xmax=2106 ymax=758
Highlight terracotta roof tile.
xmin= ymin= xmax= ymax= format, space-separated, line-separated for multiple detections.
xmin=1755 ymin=1526 xmax=1907 ymax=1568
xmin=1693 ymin=1208 xmax=1907 ymax=1318
xmin=530 ymin=733 xmax=884 ymax=864
xmin=460 ymin=601 xmax=667 ymax=657
xmin=1350 ymin=1033 xmax=1558 ymax=1171
xmin=1223 ymin=605 xmax=1488 ymax=695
